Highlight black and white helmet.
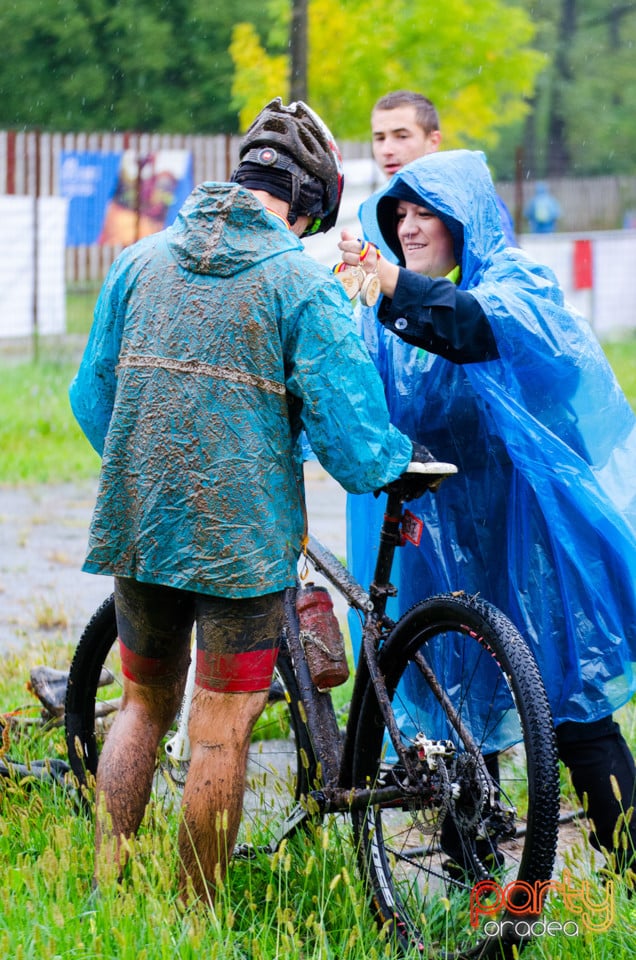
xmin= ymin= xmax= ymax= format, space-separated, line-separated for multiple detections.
xmin=236 ymin=98 xmax=344 ymax=235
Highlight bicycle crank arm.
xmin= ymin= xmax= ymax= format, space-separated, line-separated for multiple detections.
xmin=233 ymin=801 xmax=310 ymax=859
xmin=165 ymin=653 xmax=197 ymax=762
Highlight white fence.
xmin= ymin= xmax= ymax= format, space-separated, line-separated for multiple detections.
xmin=0 ymin=197 xmax=66 ymax=338
xmin=522 ymin=232 xmax=636 ymax=340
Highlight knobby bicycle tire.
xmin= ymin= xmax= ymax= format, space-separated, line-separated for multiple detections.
xmin=351 ymin=594 xmax=559 ymax=960
xmin=64 ymin=594 xmax=317 ymax=845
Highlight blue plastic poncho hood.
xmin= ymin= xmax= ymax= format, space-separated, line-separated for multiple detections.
xmin=350 ymin=150 xmax=636 ymax=726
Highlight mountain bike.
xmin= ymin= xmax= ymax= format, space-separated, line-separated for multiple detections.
xmin=65 ymin=468 xmax=560 ymax=958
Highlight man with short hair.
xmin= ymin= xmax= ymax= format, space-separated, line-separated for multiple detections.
xmin=363 ymin=89 xmax=516 ymax=249
xmin=371 ymin=90 xmax=442 ymax=179
xmin=70 ymin=97 xmax=453 ymax=901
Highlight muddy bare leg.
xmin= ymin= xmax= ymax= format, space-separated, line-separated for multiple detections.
xmin=94 ymin=674 xmax=185 ymax=881
xmin=178 ymin=686 xmax=269 ymax=900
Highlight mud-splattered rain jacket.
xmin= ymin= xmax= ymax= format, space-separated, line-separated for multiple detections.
xmin=70 ymin=182 xmax=412 ymax=598
xmin=349 ymin=150 xmax=636 ymax=727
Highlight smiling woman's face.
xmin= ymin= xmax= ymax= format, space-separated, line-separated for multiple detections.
xmin=396 ymin=201 xmax=456 ymax=278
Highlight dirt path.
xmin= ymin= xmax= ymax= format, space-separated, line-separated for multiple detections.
xmin=0 ymin=480 xmax=109 ymax=655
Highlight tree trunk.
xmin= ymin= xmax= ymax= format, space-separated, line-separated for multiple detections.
xmin=546 ymin=0 xmax=576 ymax=176
xmin=289 ymin=0 xmax=308 ymax=102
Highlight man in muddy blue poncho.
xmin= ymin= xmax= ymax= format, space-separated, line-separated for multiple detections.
xmin=69 ymin=99 xmax=453 ymax=900
xmin=341 ymin=149 xmax=636 ymax=877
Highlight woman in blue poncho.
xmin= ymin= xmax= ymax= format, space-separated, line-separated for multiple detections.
xmin=339 ymin=149 xmax=636 ymax=873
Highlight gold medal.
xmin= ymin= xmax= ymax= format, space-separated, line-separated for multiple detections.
xmin=360 ymin=273 xmax=381 ymax=307
xmin=338 ymin=269 xmax=362 ymax=300
xmin=334 ymin=263 xmax=379 ymax=303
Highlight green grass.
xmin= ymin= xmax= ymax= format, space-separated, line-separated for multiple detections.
xmin=0 ymin=334 xmax=634 ymax=488
xmin=603 ymin=339 xmax=636 ymax=403
xmin=0 ymin=636 xmax=418 ymax=958
xmin=1 ymin=642 xmax=635 ymax=958
xmin=66 ymin=283 xmax=100 ymax=336
xmin=0 ymin=361 xmax=100 ymax=484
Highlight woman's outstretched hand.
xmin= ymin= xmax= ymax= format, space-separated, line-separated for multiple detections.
xmin=335 ymin=231 xmax=399 ymax=302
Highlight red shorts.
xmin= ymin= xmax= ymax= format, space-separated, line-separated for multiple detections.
xmin=114 ymin=578 xmax=284 ymax=693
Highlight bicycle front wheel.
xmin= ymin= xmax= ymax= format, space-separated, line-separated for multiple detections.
xmin=352 ymin=594 xmax=559 ymax=959
xmin=65 ymin=594 xmax=317 ymax=844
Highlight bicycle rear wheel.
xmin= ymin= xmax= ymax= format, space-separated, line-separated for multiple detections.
xmin=352 ymin=594 xmax=559 ymax=959
xmin=65 ymin=594 xmax=316 ymax=844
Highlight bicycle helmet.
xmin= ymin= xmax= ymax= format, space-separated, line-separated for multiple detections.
xmin=234 ymin=98 xmax=344 ymax=236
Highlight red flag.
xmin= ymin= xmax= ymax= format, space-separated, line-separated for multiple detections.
xmin=573 ymin=239 xmax=593 ymax=290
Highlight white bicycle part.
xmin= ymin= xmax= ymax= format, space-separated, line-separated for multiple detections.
xmin=164 ymin=649 xmax=196 ymax=762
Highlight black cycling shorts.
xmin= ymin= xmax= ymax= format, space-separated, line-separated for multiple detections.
xmin=114 ymin=577 xmax=284 ymax=693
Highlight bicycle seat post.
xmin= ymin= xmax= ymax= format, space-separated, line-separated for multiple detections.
xmin=369 ymin=486 xmax=405 ymax=620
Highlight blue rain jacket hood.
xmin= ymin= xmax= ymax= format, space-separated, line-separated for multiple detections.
xmin=70 ymin=182 xmax=412 ymax=598
xmin=350 ymin=150 xmax=636 ymax=727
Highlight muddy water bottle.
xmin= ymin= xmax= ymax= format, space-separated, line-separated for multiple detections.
xmin=296 ymin=583 xmax=350 ymax=691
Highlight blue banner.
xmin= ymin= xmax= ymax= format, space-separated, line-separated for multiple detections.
xmin=60 ymin=149 xmax=194 ymax=247
xmin=60 ymin=152 xmax=121 ymax=246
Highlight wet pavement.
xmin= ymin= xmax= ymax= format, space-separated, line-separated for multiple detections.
xmin=0 ymin=461 xmax=348 ymax=657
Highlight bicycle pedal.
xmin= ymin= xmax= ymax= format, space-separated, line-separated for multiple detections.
xmin=233 ymin=843 xmax=258 ymax=861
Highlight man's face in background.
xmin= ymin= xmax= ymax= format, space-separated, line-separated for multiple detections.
xmin=371 ymin=105 xmax=441 ymax=178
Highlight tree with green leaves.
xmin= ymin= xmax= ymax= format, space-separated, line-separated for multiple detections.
xmin=0 ymin=0 xmax=271 ymax=132
xmin=490 ymin=0 xmax=636 ymax=178
xmin=230 ymin=0 xmax=546 ymax=152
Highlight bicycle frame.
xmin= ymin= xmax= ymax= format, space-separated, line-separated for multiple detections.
xmin=167 ymin=478 xmax=496 ymax=831
xmin=286 ymin=483 xmax=475 ymax=813
xmin=65 ymin=472 xmax=560 ymax=958
xmin=165 ymin=483 xmax=408 ymax=796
